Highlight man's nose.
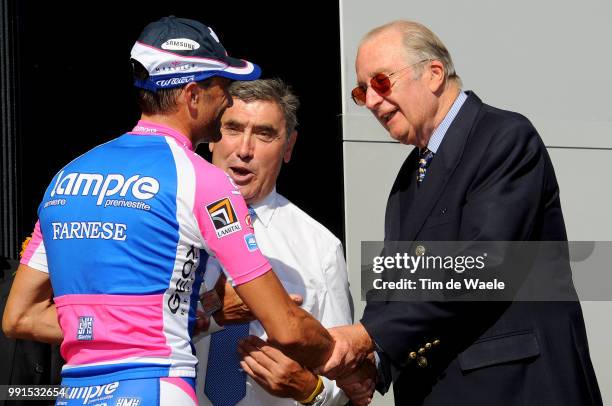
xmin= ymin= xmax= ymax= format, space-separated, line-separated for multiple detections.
xmin=237 ymin=133 xmax=254 ymax=159
xmin=365 ymin=86 xmax=383 ymax=110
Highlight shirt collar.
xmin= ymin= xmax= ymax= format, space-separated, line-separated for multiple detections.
xmin=426 ymin=90 xmax=468 ymax=154
xmin=129 ymin=120 xmax=194 ymax=151
xmin=249 ymin=188 xmax=278 ymax=228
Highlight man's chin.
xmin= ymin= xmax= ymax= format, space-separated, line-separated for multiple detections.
xmin=388 ymin=130 xmax=411 ymax=145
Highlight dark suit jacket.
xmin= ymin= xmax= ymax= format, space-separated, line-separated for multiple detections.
xmin=360 ymin=92 xmax=602 ymax=405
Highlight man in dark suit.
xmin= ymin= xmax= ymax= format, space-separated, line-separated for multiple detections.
xmin=321 ymin=20 xmax=603 ymax=405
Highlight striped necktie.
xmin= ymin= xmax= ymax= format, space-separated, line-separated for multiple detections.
xmin=417 ymin=148 xmax=434 ymax=184
xmin=248 ymin=206 xmax=257 ymax=221
xmin=204 ymin=206 xmax=256 ymax=405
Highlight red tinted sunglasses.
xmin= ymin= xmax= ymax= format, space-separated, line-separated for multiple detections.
xmin=351 ymin=59 xmax=430 ymax=106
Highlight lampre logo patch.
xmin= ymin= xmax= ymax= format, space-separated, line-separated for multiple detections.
xmin=77 ymin=316 xmax=94 ymax=340
xmin=206 ymin=198 xmax=242 ymax=238
xmin=50 ymin=170 xmax=160 ymax=206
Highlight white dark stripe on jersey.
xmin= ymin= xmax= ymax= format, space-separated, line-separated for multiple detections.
xmin=163 ymin=136 xmax=202 ymax=376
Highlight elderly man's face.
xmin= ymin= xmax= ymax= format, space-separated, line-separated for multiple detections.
xmin=356 ymin=29 xmax=437 ymax=147
xmin=210 ymin=99 xmax=296 ymax=204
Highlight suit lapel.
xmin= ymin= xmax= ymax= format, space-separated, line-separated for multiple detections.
xmin=399 ymin=92 xmax=483 ymax=241
xmin=386 ymin=148 xmax=419 ymax=241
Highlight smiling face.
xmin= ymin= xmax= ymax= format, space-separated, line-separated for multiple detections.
xmin=355 ymin=29 xmax=439 ymax=147
xmin=210 ymin=98 xmax=296 ymax=204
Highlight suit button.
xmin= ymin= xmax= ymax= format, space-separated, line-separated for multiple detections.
xmin=440 ymin=208 xmax=447 ymax=214
xmin=425 ymin=342 xmax=432 ymax=350
xmin=409 ymin=351 xmax=417 ymax=360
xmin=417 ymin=356 xmax=428 ymax=368
xmin=418 ymin=347 xmax=426 ymax=354
xmin=433 ymin=339 xmax=441 ymax=346
xmin=415 ymin=245 xmax=426 ymax=256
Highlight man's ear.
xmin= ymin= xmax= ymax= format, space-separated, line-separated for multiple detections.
xmin=427 ymin=60 xmax=446 ymax=93
xmin=283 ymin=130 xmax=298 ymax=164
xmin=183 ymin=82 xmax=201 ymax=110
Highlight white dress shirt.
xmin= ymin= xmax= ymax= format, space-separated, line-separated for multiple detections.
xmin=195 ymin=188 xmax=352 ymax=406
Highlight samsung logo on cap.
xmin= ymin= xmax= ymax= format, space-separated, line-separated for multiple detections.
xmin=161 ymin=38 xmax=200 ymax=51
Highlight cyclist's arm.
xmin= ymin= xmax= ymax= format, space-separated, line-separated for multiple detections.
xmin=235 ymin=270 xmax=334 ymax=369
xmin=3 ymin=263 xmax=63 ymax=344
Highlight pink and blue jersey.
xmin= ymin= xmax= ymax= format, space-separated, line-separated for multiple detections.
xmin=21 ymin=120 xmax=270 ymax=386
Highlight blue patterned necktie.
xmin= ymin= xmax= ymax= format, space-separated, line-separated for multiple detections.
xmin=417 ymin=148 xmax=435 ymax=184
xmin=204 ymin=323 xmax=250 ymax=406
xmin=248 ymin=206 xmax=257 ymax=222
xmin=204 ymin=206 xmax=256 ymax=406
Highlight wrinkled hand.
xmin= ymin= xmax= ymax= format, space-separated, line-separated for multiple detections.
xmin=192 ymin=309 xmax=211 ymax=336
xmin=337 ymin=351 xmax=377 ymax=406
xmin=210 ymin=274 xmax=303 ymax=326
xmin=317 ymin=323 xmax=374 ymax=380
xmin=210 ymin=274 xmax=254 ymax=325
xmin=238 ymin=336 xmax=319 ymax=401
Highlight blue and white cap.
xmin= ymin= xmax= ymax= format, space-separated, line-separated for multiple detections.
xmin=130 ymin=16 xmax=261 ymax=91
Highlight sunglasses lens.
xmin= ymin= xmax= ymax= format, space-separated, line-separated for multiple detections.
xmin=351 ymin=86 xmax=367 ymax=105
xmin=371 ymin=73 xmax=391 ymax=93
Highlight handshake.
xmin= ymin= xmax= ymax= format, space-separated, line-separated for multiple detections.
xmin=196 ymin=274 xmax=377 ymax=406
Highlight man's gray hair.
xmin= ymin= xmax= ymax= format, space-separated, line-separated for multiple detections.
xmin=363 ymin=20 xmax=462 ymax=87
xmin=228 ymin=78 xmax=299 ymax=138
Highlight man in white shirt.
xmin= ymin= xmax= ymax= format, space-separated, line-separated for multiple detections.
xmin=195 ymin=78 xmax=352 ymax=406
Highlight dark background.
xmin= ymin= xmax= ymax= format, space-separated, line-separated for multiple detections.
xmin=12 ymin=1 xmax=344 ymax=255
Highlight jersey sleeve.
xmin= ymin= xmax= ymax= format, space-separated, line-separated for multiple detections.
xmin=194 ymin=164 xmax=270 ymax=286
xmin=20 ymin=220 xmax=49 ymax=273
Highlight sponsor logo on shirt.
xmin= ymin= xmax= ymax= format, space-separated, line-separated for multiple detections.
xmin=245 ymin=214 xmax=253 ymax=229
xmin=61 ymin=382 xmax=119 ymax=404
xmin=52 ymin=222 xmax=128 ymax=241
xmin=77 ymin=316 xmax=94 ymax=340
xmin=43 ymin=198 xmax=66 ymax=208
xmin=244 ymin=233 xmax=258 ymax=252
xmin=167 ymin=245 xmax=199 ymax=316
xmin=132 ymin=125 xmax=157 ymax=133
xmin=50 ymin=170 xmax=160 ymax=207
xmin=206 ymin=197 xmax=242 ymax=238
xmin=116 ymin=398 xmax=141 ymax=406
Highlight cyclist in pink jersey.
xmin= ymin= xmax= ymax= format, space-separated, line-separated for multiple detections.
xmin=3 ymin=16 xmax=333 ymax=405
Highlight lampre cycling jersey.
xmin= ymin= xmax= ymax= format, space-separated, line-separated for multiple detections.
xmin=21 ymin=120 xmax=270 ymax=386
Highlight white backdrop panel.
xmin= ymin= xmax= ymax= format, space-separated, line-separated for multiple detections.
xmin=340 ymin=0 xmax=612 ymax=148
